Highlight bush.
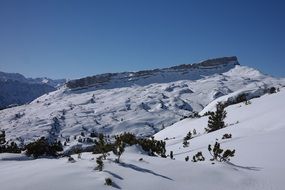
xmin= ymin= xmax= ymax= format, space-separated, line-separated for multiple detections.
xmin=25 ymin=137 xmax=63 ymax=158
xmin=208 ymin=141 xmax=235 ymax=162
xmin=222 ymin=133 xmax=232 ymax=139
xmin=183 ymin=138 xmax=189 ymax=148
xmin=170 ymin=151 xmax=174 ymax=159
xmin=192 ymin=152 xmax=205 ymax=162
xmin=268 ymin=87 xmax=276 ymax=94
xmin=205 ymin=102 xmax=227 ymax=133
xmin=138 ymin=138 xmax=166 ymax=157
xmin=115 ymin=132 xmax=137 ymax=146
xmin=0 ymin=130 xmax=21 ymax=153
xmin=93 ymin=134 xmax=112 ymax=159
xmin=4 ymin=142 xmax=21 ymax=153
xmin=113 ymin=138 xmax=125 ymax=163
xmin=105 ymin=178 xmax=112 ymax=186
xmin=185 ymin=156 xmax=189 ymax=162
xmin=95 ymin=155 xmax=104 ymax=171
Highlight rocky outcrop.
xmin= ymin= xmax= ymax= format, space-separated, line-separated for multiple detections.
xmin=66 ymin=56 xmax=240 ymax=90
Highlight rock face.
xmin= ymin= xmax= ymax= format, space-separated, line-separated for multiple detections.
xmin=0 ymin=71 xmax=65 ymax=109
xmin=66 ymin=56 xmax=239 ymax=90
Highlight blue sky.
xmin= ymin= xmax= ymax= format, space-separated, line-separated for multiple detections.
xmin=0 ymin=0 xmax=284 ymax=79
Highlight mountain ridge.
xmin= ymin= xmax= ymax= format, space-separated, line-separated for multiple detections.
xmin=66 ymin=56 xmax=239 ymax=90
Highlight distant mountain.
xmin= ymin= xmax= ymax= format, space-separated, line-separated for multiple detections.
xmin=0 ymin=71 xmax=65 ymax=109
xmin=1 ymin=56 xmax=284 ymax=145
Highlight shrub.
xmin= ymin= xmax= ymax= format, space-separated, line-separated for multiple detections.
xmin=184 ymin=131 xmax=192 ymax=141
xmin=208 ymin=141 xmax=235 ymax=162
xmin=113 ymin=139 xmax=125 ymax=163
xmin=193 ymin=129 xmax=197 ymax=136
xmin=93 ymin=134 xmax=112 ymax=159
xmin=0 ymin=131 xmax=21 ymax=153
xmin=4 ymin=141 xmax=21 ymax=153
xmin=170 ymin=151 xmax=174 ymax=159
xmin=205 ymin=102 xmax=227 ymax=133
xmin=268 ymin=87 xmax=276 ymax=94
xmin=222 ymin=133 xmax=232 ymax=139
xmin=138 ymin=138 xmax=166 ymax=157
xmin=105 ymin=178 xmax=112 ymax=186
xmin=90 ymin=131 xmax=98 ymax=138
xmin=25 ymin=137 xmax=63 ymax=158
xmin=192 ymin=152 xmax=205 ymax=162
xmin=115 ymin=132 xmax=137 ymax=146
xmin=183 ymin=138 xmax=189 ymax=148
xmin=95 ymin=155 xmax=104 ymax=171
xmin=185 ymin=156 xmax=189 ymax=162
xmin=68 ymin=156 xmax=76 ymax=163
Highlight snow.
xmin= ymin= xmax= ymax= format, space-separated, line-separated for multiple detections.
xmin=0 ymin=88 xmax=285 ymax=189
xmin=0 ymin=65 xmax=284 ymax=146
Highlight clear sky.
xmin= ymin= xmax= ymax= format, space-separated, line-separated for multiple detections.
xmin=0 ymin=0 xmax=284 ymax=79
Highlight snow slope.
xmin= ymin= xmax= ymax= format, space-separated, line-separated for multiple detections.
xmin=1 ymin=88 xmax=285 ymax=190
xmin=0 ymin=58 xmax=284 ymax=145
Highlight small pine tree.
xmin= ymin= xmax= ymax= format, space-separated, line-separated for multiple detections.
xmin=96 ymin=134 xmax=108 ymax=159
xmin=205 ymin=102 xmax=227 ymax=133
xmin=185 ymin=131 xmax=192 ymax=140
xmin=105 ymin=178 xmax=112 ymax=186
xmin=185 ymin=156 xmax=189 ymax=162
xmin=192 ymin=151 xmax=205 ymax=162
xmin=95 ymin=155 xmax=104 ymax=171
xmin=170 ymin=151 xmax=174 ymax=159
xmin=183 ymin=137 xmax=189 ymax=148
xmin=193 ymin=129 xmax=197 ymax=136
xmin=208 ymin=141 xmax=235 ymax=162
xmin=113 ymin=139 xmax=125 ymax=163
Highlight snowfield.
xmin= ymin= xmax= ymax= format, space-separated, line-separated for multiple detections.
xmin=0 ymin=63 xmax=284 ymax=146
xmin=1 ymin=88 xmax=285 ymax=190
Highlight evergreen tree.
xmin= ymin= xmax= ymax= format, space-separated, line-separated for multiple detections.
xmin=113 ymin=139 xmax=125 ymax=163
xmin=185 ymin=156 xmax=189 ymax=162
xmin=170 ymin=151 xmax=174 ymax=159
xmin=205 ymin=102 xmax=227 ymax=133
xmin=95 ymin=155 xmax=104 ymax=171
xmin=208 ymin=141 xmax=235 ymax=162
xmin=183 ymin=137 xmax=189 ymax=148
xmin=94 ymin=133 xmax=109 ymax=159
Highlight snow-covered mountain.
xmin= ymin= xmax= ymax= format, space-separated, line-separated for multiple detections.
xmin=0 ymin=71 xmax=65 ymax=109
xmin=1 ymin=87 xmax=285 ymax=190
xmin=0 ymin=56 xmax=284 ymax=145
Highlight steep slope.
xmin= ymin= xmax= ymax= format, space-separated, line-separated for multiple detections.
xmin=0 ymin=71 xmax=65 ymax=109
xmin=154 ymin=88 xmax=285 ymax=190
xmin=1 ymin=88 xmax=285 ymax=190
xmin=0 ymin=57 xmax=284 ymax=145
